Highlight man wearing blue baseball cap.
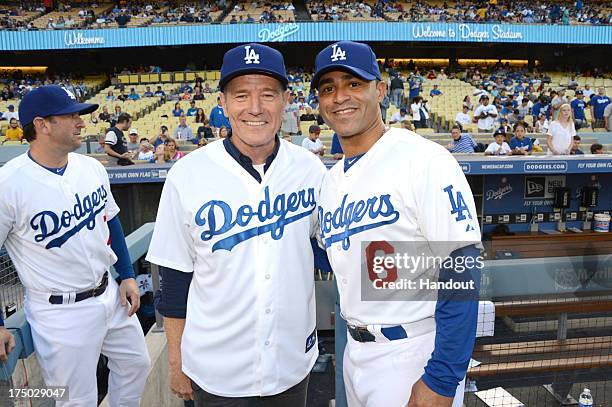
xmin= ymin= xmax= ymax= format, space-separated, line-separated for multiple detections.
xmin=314 ymin=41 xmax=481 ymax=407
xmin=147 ymin=43 xmax=326 ymax=406
xmin=0 ymin=86 xmax=150 ymax=406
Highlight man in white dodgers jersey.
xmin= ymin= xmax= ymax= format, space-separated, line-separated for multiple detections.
xmin=146 ymin=43 xmax=326 ymax=406
xmin=312 ymin=41 xmax=482 ymax=407
xmin=0 ymin=85 xmax=150 ymax=406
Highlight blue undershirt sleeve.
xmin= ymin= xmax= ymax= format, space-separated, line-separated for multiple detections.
xmin=155 ymin=267 xmax=192 ymax=319
xmin=421 ymin=244 xmax=481 ymax=397
xmin=108 ymin=215 xmax=135 ymax=281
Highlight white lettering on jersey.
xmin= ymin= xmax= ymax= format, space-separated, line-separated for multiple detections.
xmin=244 ymin=45 xmax=260 ymax=64
xmin=330 ymin=44 xmax=346 ymax=62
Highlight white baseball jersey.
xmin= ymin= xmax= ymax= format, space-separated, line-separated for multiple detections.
xmin=146 ymin=139 xmax=326 ymax=397
xmin=318 ymin=128 xmax=481 ymax=326
xmin=0 ymin=152 xmax=119 ymax=292
xmin=474 ymin=104 xmax=498 ymax=130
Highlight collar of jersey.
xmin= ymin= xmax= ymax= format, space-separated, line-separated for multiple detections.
xmin=343 ymin=153 xmax=365 ymax=173
xmin=27 ymin=150 xmax=68 ymax=176
xmin=223 ymin=135 xmax=280 ymax=183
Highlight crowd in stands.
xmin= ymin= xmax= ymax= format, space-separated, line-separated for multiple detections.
xmin=1 ymin=0 xmax=611 ymax=29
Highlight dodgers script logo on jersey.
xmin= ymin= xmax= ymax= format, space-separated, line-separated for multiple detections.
xmin=195 ymin=186 xmax=316 ymax=252
xmin=318 ymin=193 xmax=400 ymax=250
xmin=30 ymin=185 xmax=108 ymax=249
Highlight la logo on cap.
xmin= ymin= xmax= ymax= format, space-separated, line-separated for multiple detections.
xmin=63 ymin=87 xmax=76 ymax=100
xmin=244 ymin=45 xmax=260 ymax=65
xmin=330 ymin=44 xmax=346 ymax=62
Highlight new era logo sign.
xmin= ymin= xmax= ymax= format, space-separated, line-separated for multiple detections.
xmin=330 ymin=44 xmax=346 ymax=62
xmin=526 ymin=180 xmax=544 ymax=195
xmin=244 ymin=45 xmax=260 ymax=65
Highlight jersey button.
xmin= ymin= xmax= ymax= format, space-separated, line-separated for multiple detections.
xmin=265 ymin=274 xmax=271 ymax=280
xmin=265 ymin=308 xmax=271 ymax=314
xmin=342 ymin=278 xmax=348 ymax=284
xmin=264 ymin=340 xmax=270 ymax=346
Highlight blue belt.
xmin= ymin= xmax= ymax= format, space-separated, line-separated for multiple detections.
xmin=348 ymin=325 xmax=408 ymax=342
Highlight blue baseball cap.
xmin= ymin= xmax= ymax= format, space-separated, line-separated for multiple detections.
xmin=19 ymin=85 xmax=98 ymax=127
xmin=311 ymin=41 xmax=381 ymax=89
xmin=219 ymin=43 xmax=288 ymax=91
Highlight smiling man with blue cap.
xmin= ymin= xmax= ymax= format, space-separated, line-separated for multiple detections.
xmin=0 ymin=86 xmax=150 ymax=406
xmin=313 ymin=41 xmax=481 ymax=407
xmin=147 ymin=43 xmax=326 ymax=406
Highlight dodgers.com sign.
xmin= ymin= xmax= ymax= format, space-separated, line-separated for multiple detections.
xmin=524 ymin=162 xmax=568 ymax=173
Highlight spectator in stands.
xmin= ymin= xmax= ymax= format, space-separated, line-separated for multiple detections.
xmin=389 ymin=107 xmax=410 ymax=124
xmin=173 ymin=114 xmax=193 ymax=141
xmin=153 ymin=125 xmax=169 ymax=148
xmin=447 ymin=125 xmax=477 ymax=153
xmin=300 ymin=106 xmax=317 ymax=122
xmin=104 ymin=112 xmax=134 ymax=166
xmin=127 ymin=88 xmax=140 ymax=101
xmin=534 ymin=112 xmax=549 ymax=134
xmin=196 ymin=119 xmax=214 ymax=141
xmin=219 ymin=126 xmax=229 ymax=139
xmin=192 ymin=87 xmax=205 ymax=101
xmin=571 ymin=90 xmax=588 ymax=129
xmin=281 ymin=94 xmax=300 ymax=138
xmin=551 ymin=88 xmax=568 ymax=120
xmin=98 ymin=106 xmax=111 ymax=122
xmin=473 ymin=95 xmax=498 ymax=133
xmin=154 ymin=86 xmax=166 ymax=97
xmin=2 ymin=118 xmax=23 ymax=143
xmin=186 ymin=101 xmax=198 ymax=116
xmin=463 ymin=95 xmax=474 ymax=111
xmin=567 ymin=76 xmax=579 ymax=90
xmin=429 ymin=84 xmax=443 ymax=97
xmin=164 ymin=137 xmax=185 ymax=162
xmin=604 ymin=101 xmax=612 ymax=131
xmin=410 ymin=96 xmax=425 ymax=129
xmin=485 ymin=129 xmax=512 ymax=156
xmin=179 ymin=81 xmax=193 ymax=94
xmin=509 ymin=122 xmax=533 ymax=155
xmin=590 ymin=87 xmax=611 ymax=129
xmin=330 ymin=133 xmax=343 ymax=160
xmin=209 ymin=96 xmax=230 ymax=136
xmin=143 ymin=86 xmax=154 ymax=97
xmin=89 ymin=112 xmax=99 ymax=125
xmin=94 ymin=135 xmax=106 ymax=154
xmin=1 ymin=105 xmax=18 ymax=122
xmin=455 ymin=105 xmax=471 ymax=129
xmin=408 ymin=75 xmax=420 ymax=103
xmin=127 ymin=128 xmax=140 ymax=153
xmin=583 ymin=84 xmax=595 ymax=100
xmin=301 ymin=125 xmax=324 ymax=156
xmin=389 ymin=74 xmax=404 ymax=108
xmin=380 ymin=92 xmax=390 ymax=123
xmin=116 ymin=11 xmax=131 ymax=28
xmin=570 ymin=135 xmax=584 ymax=155
xmin=547 ymin=103 xmax=575 ymax=155
xmin=590 ymin=143 xmax=604 ymax=154
xmin=111 ymin=105 xmax=123 ymax=123
xmin=497 ymin=117 xmax=512 ymax=135
xmin=517 ymin=98 xmax=531 ymax=118
xmin=117 ymin=90 xmax=128 ymax=102
xmin=172 ymin=102 xmax=184 ymax=117
xmin=152 ymin=144 xmax=166 ymax=164
xmin=194 ymin=108 xmax=206 ymax=123
xmin=137 ymin=141 xmax=155 ymax=161
xmin=105 ymin=91 xmax=116 ymax=102
xmin=203 ymin=83 xmax=214 ymax=93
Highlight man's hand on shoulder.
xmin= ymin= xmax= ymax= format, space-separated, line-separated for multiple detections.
xmin=407 ymin=378 xmax=453 ymax=407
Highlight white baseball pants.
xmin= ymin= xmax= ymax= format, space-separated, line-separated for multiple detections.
xmin=24 ymin=274 xmax=150 ymax=407
xmin=343 ymin=329 xmax=465 ymax=407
